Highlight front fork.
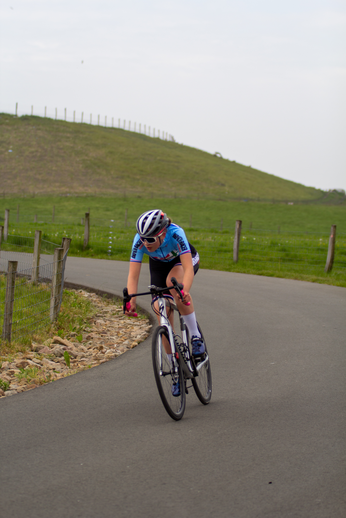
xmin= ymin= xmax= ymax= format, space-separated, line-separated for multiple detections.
xmin=158 ymin=300 xmax=195 ymax=380
xmin=157 ymin=299 xmax=180 ymax=380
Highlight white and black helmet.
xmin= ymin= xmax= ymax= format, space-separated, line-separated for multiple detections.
xmin=136 ymin=210 xmax=169 ymax=238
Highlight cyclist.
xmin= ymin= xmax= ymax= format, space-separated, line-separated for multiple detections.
xmin=125 ymin=209 xmax=205 ymax=396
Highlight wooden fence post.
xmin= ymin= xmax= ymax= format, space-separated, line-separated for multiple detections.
xmin=31 ymin=230 xmax=42 ymax=284
xmin=2 ymin=261 xmax=18 ymax=342
xmin=233 ymin=220 xmax=242 ymax=263
xmin=4 ymin=209 xmax=9 ymax=241
xmin=325 ymin=225 xmax=337 ymax=273
xmin=15 ymin=102 xmax=18 ymax=116
xmin=50 ymin=248 xmax=64 ymax=322
xmin=0 ymin=226 xmax=3 ymax=249
xmin=83 ymin=212 xmax=90 ymax=250
xmin=61 ymin=237 xmax=72 ymax=256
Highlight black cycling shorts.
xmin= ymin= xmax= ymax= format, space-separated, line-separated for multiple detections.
xmin=149 ymin=244 xmax=199 ymax=290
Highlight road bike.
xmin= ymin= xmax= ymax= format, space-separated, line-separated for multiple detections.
xmin=123 ymin=277 xmax=212 ymax=421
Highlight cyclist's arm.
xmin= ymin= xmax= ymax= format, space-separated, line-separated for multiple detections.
xmin=126 ymin=261 xmax=141 ymax=312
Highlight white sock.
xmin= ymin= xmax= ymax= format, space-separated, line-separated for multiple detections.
xmin=183 ymin=312 xmax=201 ymax=339
xmin=166 ymin=353 xmax=172 ymax=362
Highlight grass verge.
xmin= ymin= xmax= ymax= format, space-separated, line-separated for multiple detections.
xmin=0 ymin=288 xmax=99 ymax=356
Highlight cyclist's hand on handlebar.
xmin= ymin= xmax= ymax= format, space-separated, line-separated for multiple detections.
xmin=170 ymin=277 xmax=191 ymax=306
xmin=125 ymin=301 xmax=138 ymax=317
xmin=180 ymin=290 xmax=191 ymax=306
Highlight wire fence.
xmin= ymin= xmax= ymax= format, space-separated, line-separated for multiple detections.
xmin=0 ymin=235 xmax=59 ymax=273
xmin=188 ymin=227 xmax=346 ymax=275
xmin=1 ymin=212 xmax=345 ymax=301
xmin=0 ymin=237 xmax=70 ymax=345
xmin=76 ymin=218 xmax=345 ymax=276
xmin=4 ymin=217 xmax=345 ymax=276
xmin=11 ymin=103 xmax=176 ymax=142
xmin=0 ymin=222 xmax=344 ymax=347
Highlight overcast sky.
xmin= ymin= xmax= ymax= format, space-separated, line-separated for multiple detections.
xmin=1 ymin=0 xmax=345 ymax=191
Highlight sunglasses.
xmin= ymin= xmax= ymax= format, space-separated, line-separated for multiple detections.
xmin=140 ymin=231 xmax=165 ymax=244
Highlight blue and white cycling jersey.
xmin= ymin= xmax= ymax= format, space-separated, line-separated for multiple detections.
xmin=130 ymin=223 xmax=191 ymax=263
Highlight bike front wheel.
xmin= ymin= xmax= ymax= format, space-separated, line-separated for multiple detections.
xmin=152 ymin=326 xmax=186 ymax=421
xmin=191 ymin=325 xmax=212 ymax=405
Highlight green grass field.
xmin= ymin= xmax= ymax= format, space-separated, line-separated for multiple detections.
xmin=1 ymin=195 xmax=346 ymax=232
xmin=1 ymin=196 xmax=345 ymax=288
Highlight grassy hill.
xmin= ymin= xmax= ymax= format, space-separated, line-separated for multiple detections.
xmin=0 ymin=113 xmax=332 ymax=203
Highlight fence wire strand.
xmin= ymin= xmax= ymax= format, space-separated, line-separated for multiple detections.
xmin=0 ymin=241 xmax=68 ymax=344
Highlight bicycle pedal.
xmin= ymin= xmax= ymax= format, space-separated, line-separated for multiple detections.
xmin=194 ymin=353 xmax=206 ymax=363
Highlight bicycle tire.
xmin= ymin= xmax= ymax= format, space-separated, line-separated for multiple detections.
xmin=152 ymin=326 xmax=186 ymax=421
xmin=191 ymin=324 xmax=212 ymax=405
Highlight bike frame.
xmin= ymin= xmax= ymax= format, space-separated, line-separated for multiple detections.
xmin=155 ymin=293 xmax=210 ymax=381
xmin=155 ymin=293 xmax=195 ymax=380
xmin=123 ymin=279 xmax=209 ymax=380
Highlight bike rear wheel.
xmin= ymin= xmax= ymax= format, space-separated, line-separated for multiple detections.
xmin=152 ymin=326 xmax=186 ymax=421
xmin=191 ymin=325 xmax=212 ymax=405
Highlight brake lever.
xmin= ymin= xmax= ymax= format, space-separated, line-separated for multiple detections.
xmin=123 ymin=288 xmax=138 ymax=317
xmin=170 ymin=277 xmax=183 ymax=298
xmin=170 ymin=277 xmax=190 ymax=305
xmin=123 ymin=287 xmax=131 ymax=314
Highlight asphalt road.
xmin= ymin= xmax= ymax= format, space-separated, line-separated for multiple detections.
xmin=1 ymin=257 xmax=345 ymax=518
